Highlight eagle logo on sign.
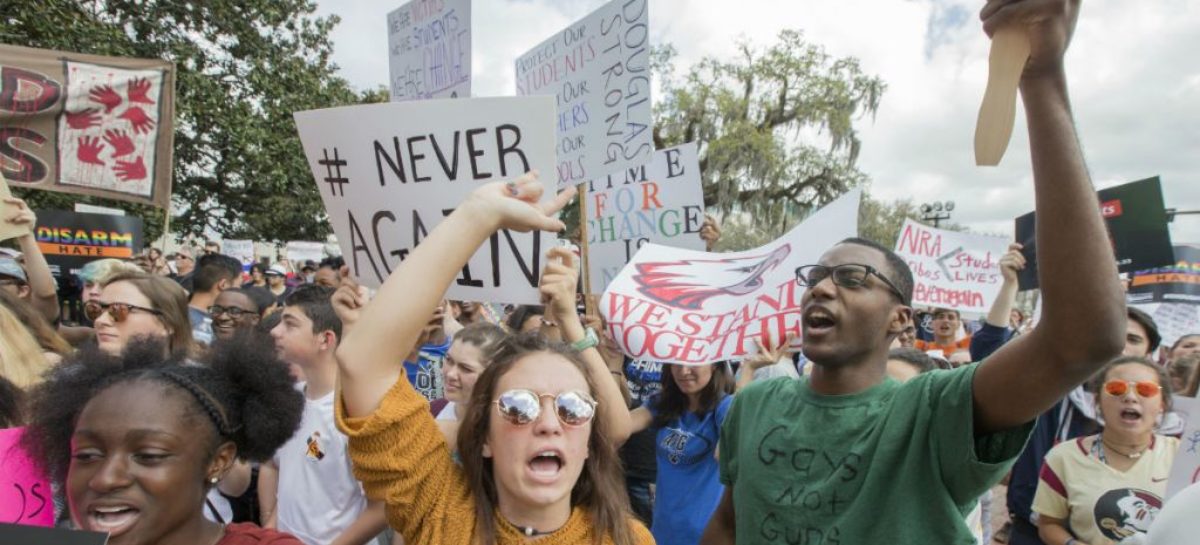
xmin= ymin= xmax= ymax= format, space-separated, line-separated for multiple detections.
xmin=633 ymin=244 xmax=792 ymax=310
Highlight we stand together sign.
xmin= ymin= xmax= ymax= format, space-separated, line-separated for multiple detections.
xmin=294 ymin=97 xmax=556 ymax=304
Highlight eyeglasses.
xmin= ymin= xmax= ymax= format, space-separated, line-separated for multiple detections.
xmin=493 ymin=389 xmax=597 ymax=427
xmin=208 ymin=305 xmax=258 ymax=319
xmin=795 ymin=264 xmax=908 ymax=304
xmin=84 ymin=301 xmax=163 ymax=323
xmin=1103 ymin=380 xmax=1162 ymax=398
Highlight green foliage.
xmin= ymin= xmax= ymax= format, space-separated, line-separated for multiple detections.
xmin=0 ymin=0 xmax=374 ymax=242
xmin=653 ymin=30 xmax=886 ymax=241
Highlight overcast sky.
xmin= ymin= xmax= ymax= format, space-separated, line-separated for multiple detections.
xmin=314 ymin=0 xmax=1199 ymax=245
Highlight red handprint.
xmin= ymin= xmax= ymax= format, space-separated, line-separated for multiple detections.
xmin=77 ymin=136 xmax=106 ymax=166
xmin=65 ymin=108 xmax=101 ymax=130
xmin=113 ymin=156 xmax=147 ymax=181
xmin=127 ymin=77 xmax=155 ymax=105
xmin=118 ymin=106 xmax=156 ymax=134
xmin=103 ymin=129 xmax=136 ymax=157
xmin=88 ymin=84 xmax=122 ymax=113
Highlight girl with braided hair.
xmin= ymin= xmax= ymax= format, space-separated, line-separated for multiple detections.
xmin=21 ymin=332 xmax=305 ymax=545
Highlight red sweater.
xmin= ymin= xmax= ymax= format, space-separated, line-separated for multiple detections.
xmin=218 ymin=524 xmax=304 ymax=545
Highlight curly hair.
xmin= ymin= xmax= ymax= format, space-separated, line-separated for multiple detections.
xmin=22 ymin=333 xmax=303 ymax=486
xmin=457 ymin=333 xmax=635 ymax=545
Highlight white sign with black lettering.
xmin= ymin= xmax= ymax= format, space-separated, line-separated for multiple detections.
xmin=294 ymin=97 xmax=557 ymax=304
xmin=514 ymin=0 xmax=652 ymax=190
xmin=585 ymin=143 xmax=705 ymax=293
xmin=387 ymin=0 xmax=471 ymax=101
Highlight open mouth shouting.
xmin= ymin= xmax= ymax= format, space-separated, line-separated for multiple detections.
xmin=83 ymin=502 xmax=141 ymax=537
xmin=803 ymin=306 xmax=838 ymax=338
xmin=527 ymin=449 xmax=565 ymax=484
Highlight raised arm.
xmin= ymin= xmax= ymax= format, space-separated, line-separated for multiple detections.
xmin=972 ymin=0 xmax=1125 ymax=434
xmin=540 ymin=246 xmax=633 ymax=445
xmin=986 ymin=244 xmax=1024 ymax=328
xmin=336 ymin=172 xmax=572 ymax=418
xmin=5 ymin=198 xmax=60 ymax=322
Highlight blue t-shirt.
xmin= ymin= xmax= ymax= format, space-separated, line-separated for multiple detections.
xmin=648 ymin=394 xmax=733 ymax=545
xmin=188 ymin=306 xmax=213 ymax=345
xmin=403 ymin=338 xmax=450 ymax=402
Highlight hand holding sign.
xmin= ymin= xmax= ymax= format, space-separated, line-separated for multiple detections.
xmin=462 ymin=171 xmax=574 ymax=234
xmin=998 ymin=243 xmax=1026 ymax=283
xmin=331 ymin=265 xmax=369 ymax=333
xmin=540 ymin=245 xmax=581 ymax=325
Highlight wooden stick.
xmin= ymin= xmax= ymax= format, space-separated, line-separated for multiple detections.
xmin=576 ymin=183 xmax=595 ymax=315
xmin=975 ymin=27 xmax=1031 ymax=166
xmin=160 ymin=207 xmax=171 ymax=253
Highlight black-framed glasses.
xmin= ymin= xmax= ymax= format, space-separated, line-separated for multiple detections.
xmin=84 ymin=301 xmax=163 ymax=323
xmin=795 ymin=264 xmax=909 ymax=305
xmin=493 ymin=389 xmax=598 ymax=427
xmin=208 ymin=305 xmax=258 ymax=319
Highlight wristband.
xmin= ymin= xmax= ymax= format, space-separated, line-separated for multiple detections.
xmin=569 ymin=327 xmax=600 ymax=352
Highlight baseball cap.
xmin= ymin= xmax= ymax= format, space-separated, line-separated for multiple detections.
xmin=301 ymin=260 xmax=317 ymax=272
xmin=0 ymin=257 xmax=27 ymax=283
xmin=266 ymin=264 xmax=288 ymax=277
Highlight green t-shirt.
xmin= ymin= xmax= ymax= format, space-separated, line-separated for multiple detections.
xmin=719 ymin=365 xmax=1031 ymax=544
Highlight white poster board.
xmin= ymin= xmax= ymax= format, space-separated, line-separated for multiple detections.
xmin=294 ymin=97 xmax=557 ymax=304
xmin=387 ymin=0 xmax=471 ymax=101
xmin=600 ymin=190 xmax=860 ymax=364
xmin=1167 ymin=396 xmax=1200 ymax=500
xmin=286 ymin=241 xmax=325 ymax=265
xmin=515 ymin=0 xmax=652 ymax=189
xmin=586 ymin=143 xmax=705 ymax=293
xmin=893 ymin=219 xmax=1011 ymax=313
xmin=223 ymin=239 xmax=255 ymax=270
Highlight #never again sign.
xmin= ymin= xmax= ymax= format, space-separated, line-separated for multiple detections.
xmin=294 ymin=97 xmax=557 ymax=304
xmin=515 ymin=0 xmax=652 ymax=189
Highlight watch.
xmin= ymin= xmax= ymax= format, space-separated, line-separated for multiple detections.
xmin=570 ymin=327 xmax=600 ymax=352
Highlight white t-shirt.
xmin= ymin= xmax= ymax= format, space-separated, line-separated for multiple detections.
xmin=274 ymin=385 xmax=368 ymax=545
xmin=435 ymin=401 xmax=458 ymax=422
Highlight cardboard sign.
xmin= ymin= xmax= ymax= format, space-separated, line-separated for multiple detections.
xmin=1128 ymin=245 xmax=1200 ymax=306
xmin=1015 ymin=177 xmax=1175 ymax=290
xmin=223 ymin=239 xmax=256 ymax=271
xmin=1150 ymin=303 xmax=1200 ymax=351
xmin=1167 ymin=397 xmax=1200 ymax=500
xmin=0 ymin=525 xmax=108 ymax=545
xmin=0 ymin=43 xmax=175 ymax=207
xmin=33 ymin=209 xmax=144 ymax=271
xmin=585 ymin=143 xmax=705 ymax=293
xmin=0 ymin=427 xmax=53 ymax=527
xmin=893 ymin=219 xmax=1010 ymax=313
xmin=387 ymin=0 xmax=471 ymax=101
xmin=294 ymin=97 xmax=557 ymax=304
xmin=285 ymin=241 xmax=325 ymax=265
xmin=514 ymin=0 xmax=652 ymax=189
xmin=600 ymin=190 xmax=859 ymax=364
xmin=0 ymin=178 xmax=32 ymax=242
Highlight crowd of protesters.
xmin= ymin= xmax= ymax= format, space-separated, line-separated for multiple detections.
xmin=4 ymin=3 xmax=1200 ymax=545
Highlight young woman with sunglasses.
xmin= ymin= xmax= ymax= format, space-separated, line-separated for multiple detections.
xmin=86 ymin=272 xmax=194 ymax=359
xmin=333 ymin=174 xmax=649 ymax=545
xmin=1032 ymin=356 xmax=1178 ymax=545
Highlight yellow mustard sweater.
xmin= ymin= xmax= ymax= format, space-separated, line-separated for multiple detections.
xmin=335 ymin=374 xmax=654 ymax=545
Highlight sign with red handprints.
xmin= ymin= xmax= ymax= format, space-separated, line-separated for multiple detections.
xmin=57 ymin=63 xmax=164 ymax=197
xmin=0 ymin=43 xmax=174 ymax=208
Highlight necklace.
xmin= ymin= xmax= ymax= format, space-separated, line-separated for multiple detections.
xmin=516 ymin=525 xmax=552 ymax=537
xmin=1101 ymin=437 xmax=1151 ymax=459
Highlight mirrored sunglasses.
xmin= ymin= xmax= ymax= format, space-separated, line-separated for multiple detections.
xmin=493 ymin=389 xmax=597 ymax=427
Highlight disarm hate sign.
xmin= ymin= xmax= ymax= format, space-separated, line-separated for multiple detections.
xmin=601 ymin=190 xmax=859 ymax=365
xmin=585 ymin=143 xmax=706 ymax=293
xmin=293 ymin=97 xmax=557 ymax=304
xmin=515 ymin=0 xmax=652 ymax=189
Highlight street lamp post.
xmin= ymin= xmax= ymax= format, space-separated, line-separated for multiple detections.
xmin=920 ymin=201 xmax=955 ymax=228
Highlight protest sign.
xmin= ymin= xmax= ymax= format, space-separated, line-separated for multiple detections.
xmin=0 ymin=427 xmax=53 ymax=527
xmin=585 ymin=143 xmax=705 ymax=293
xmin=1128 ymin=245 xmax=1200 ymax=306
xmin=514 ymin=0 xmax=652 ymax=189
xmin=600 ymin=190 xmax=860 ymax=364
xmin=1016 ymin=176 xmax=1174 ymax=290
xmin=1148 ymin=303 xmax=1200 ymax=351
xmin=387 ymin=0 xmax=471 ymax=101
xmin=224 ymin=239 xmax=256 ymax=271
xmin=33 ymin=209 xmax=144 ymax=273
xmin=0 ymin=179 xmax=31 ymax=242
xmin=285 ymin=241 xmax=325 ymax=265
xmin=1167 ymin=397 xmax=1200 ymax=500
xmin=0 ymin=44 xmax=175 ymax=207
xmin=294 ymin=97 xmax=557 ymax=304
xmin=893 ymin=219 xmax=1009 ymax=313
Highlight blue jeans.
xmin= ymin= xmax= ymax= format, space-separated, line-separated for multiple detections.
xmin=626 ymin=477 xmax=654 ymax=526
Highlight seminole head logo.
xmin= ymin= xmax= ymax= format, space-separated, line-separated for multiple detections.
xmin=633 ymin=244 xmax=791 ymax=310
